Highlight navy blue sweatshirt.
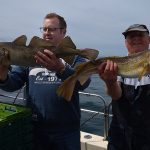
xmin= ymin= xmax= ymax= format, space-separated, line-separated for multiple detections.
xmin=0 ymin=56 xmax=91 ymax=132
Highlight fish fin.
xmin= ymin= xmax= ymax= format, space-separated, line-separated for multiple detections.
xmin=75 ymin=61 xmax=89 ymax=71
xmin=28 ymin=36 xmax=55 ymax=49
xmin=78 ymin=68 xmax=97 ymax=85
xmin=55 ymin=36 xmax=77 ymax=56
xmin=78 ymin=74 xmax=90 ymax=85
xmin=57 ymin=75 xmax=77 ymax=101
xmin=138 ymin=73 xmax=144 ymax=81
xmin=62 ymin=56 xmax=75 ymax=65
xmin=58 ymin=36 xmax=76 ymax=49
xmin=57 ymin=60 xmax=87 ymax=101
xmin=79 ymin=48 xmax=99 ymax=60
xmin=12 ymin=35 xmax=27 ymax=46
xmin=75 ymin=61 xmax=96 ymax=73
xmin=75 ymin=61 xmax=97 ymax=85
xmin=57 ymin=61 xmax=96 ymax=101
xmin=138 ymin=63 xmax=149 ymax=81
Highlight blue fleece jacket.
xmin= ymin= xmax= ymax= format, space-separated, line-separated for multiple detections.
xmin=0 ymin=56 xmax=90 ymax=132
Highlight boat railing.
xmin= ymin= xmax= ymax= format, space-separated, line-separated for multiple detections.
xmin=0 ymin=87 xmax=25 ymax=104
xmin=79 ymin=91 xmax=112 ymax=141
xmin=0 ymin=90 xmax=112 ymax=141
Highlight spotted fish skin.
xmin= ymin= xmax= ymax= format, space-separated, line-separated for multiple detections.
xmin=0 ymin=35 xmax=99 ymax=67
xmin=57 ymin=50 xmax=150 ymax=101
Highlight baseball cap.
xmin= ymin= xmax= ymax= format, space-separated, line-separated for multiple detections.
xmin=122 ymin=24 xmax=149 ymax=37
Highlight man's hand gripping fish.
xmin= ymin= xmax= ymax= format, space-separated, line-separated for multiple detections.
xmin=57 ymin=50 xmax=150 ymax=101
xmin=0 ymin=35 xmax=99 ymax=67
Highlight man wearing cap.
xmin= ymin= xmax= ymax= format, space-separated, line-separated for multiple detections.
xmin=98 ymin=24 xmax=150 ymax=150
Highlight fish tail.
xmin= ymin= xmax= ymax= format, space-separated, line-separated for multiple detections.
xmin=58 ymin=61 xmax=96 ymax=101
xmin=80 ymin=48 xmax=99 ymax=60
xmin=57 ymin=75 xmax=77 ymax=101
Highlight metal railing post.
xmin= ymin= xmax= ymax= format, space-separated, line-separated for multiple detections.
xmin=79 ymin=91 xmax=111 ymax=140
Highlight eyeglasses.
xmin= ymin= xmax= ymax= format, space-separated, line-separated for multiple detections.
xmin=40 ymin=27 xmax=64 ymax=33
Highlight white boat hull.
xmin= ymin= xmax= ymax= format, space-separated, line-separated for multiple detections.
xmin=81 ymin=131 xmax=107 ymax=150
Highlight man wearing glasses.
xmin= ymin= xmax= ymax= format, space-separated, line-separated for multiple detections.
xmin=98 ymin=24 xmax=150 ymax=150
xmin=0 ymin=13 xmax=90 ymax=150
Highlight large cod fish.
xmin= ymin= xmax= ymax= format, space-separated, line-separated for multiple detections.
xmin=57 ymin=50 xmax=150 ymax=101
xmin=0 ymin=35 xmax=99 ymax=67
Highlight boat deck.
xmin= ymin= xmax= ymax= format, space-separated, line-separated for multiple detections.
xmin=81 ymin=131 xmax=107 ymax=150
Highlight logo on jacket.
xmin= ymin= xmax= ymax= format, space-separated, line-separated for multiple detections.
xmin=29 ymin=68 xmax=61 ymax=84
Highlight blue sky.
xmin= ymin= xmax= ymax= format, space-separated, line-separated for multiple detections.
xmin=0 ymin=0 xmax=150 ymax=56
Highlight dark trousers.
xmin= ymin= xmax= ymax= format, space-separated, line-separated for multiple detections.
xmin=107 ymin=127 xmax=150 ymax=150
xmin=32 ymin=123 xmax=80 ymax=150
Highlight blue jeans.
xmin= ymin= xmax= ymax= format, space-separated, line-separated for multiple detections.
xmin=33 ymin=128 xmax=80 ymax=150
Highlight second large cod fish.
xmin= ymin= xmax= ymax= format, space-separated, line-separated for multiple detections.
xmin=0 ymin=35 xmax=99 ymax=67
xmin=57 ymin=50 xmax=150 ymax=101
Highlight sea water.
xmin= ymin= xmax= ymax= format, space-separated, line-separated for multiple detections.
xmin=80 ymin=74 xmax=112 ymax=136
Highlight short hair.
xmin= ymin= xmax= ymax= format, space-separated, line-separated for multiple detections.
xmin=44 ymin=13 xmax=67 ymax=29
